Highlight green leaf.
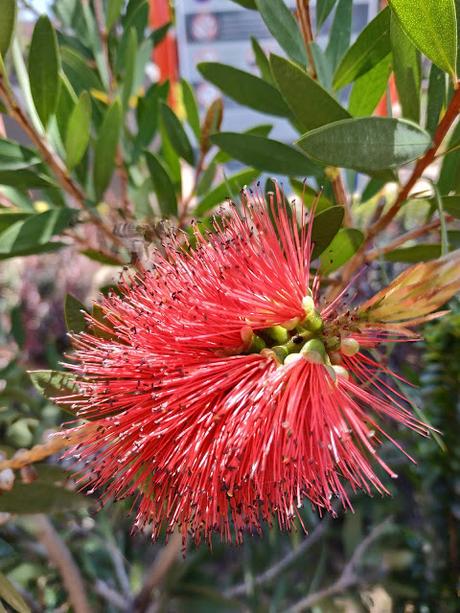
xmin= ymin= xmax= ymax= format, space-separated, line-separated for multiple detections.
xmin=195 ymin=168 xmax=260 ymax=216
xmin=56 ymin=74 xmax=78 ymax=141
xmin=0 ymin=482 xmax=90 ymax=514
xmin=107 ymin=0 xmax=124 ymax=30
xmin=439 ymin=195 xmax=460 ymax=218
xmin=439 ymin=120 xmax=460 ymax=193
xmin=325 ymin=0 xmax=353 ymax=72
xmin=385 ymin=244 xmax=441 ymax=262
xmin=122 ymin=28 xmax=137 ymax=110
xmin=61 ymin=46 xmax=103 ymax=94
xmin=0 ymin=0 xmax=16 ymax=58
xmin=93 ymin=99 xmax=122 ymax=200
xmin=229 ymin=0 xmax=257 ymax=8
xmin=0 ymin=139 xmax=39 ymax=170
xmin=80 ymin=249 xmax=121 ymax=265
xmin=0 ymin=209 xmax=75 ymax=255
xmin=29 ymin=370 xmax=81 ymax=414
xmin=160 ymin=102 xmax=195 ymax=166
xmin=65 ymin=91 xmax=91 ymax=170
xmin=28 ymin=16 xmax=61 ymax=127
xmin=197 ymin=62 xmax=291 ymax=118
xmin=389 ymin=0 xmax=457 ymax=79
xmin=0 ymin=242 xmax=66 ymax=260
xmin=391 ymin=13 xmax=421 ymax=123
xmin=254 ymin=0 xmax=306 ymax=65
xmin=270 ymin=54 xmax=350 ymax=132
xmin=213 ymin=123 xmax=272 ymax=164
xmin=297 ymin=117 xmax=432 ymax=173
xmin=311 ymin=206 xmax=344 ymax=258
xmin=181 ymin=79 xmax=201 ymax=140
xmin=317 ymin=0 xmax=338 ymax=30
xmin=145 ymin=151 xmax=178 ymax=217
xmin=333 ymin=7 xmax=391 ymax=89
xmin=251 ymin=37 xmax=273 ymax=83
xmin=64 ymin=294 xmax=87 ymax=333
xmin=349 ymin=54 xmax=392 ymax=117
xmin=0 ymin=572 xmax=30 ymax=613
xmin=210 ymin=133 xmax=321 ymax=177
xmin=0 ymin=169 xmax=54 ymax=189
xmin=426 ymin=64 xmax=446 ymax=136
xmin=0 ymin=213 xmax=31 ymax=234
xmin=290 ymin=179 xmax=334 ymax=213
xmin=319 ymin=228 xmax=364 ymax=273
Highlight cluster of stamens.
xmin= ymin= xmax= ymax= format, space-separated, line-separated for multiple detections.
xmin=241 ymin=293 xmax=360 ymax=382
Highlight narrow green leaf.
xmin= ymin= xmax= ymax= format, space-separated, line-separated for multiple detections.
xmin=29 ymin=370 xmax=81 ymax=413
xmin=439 ymin=121 xmax=460 ymax=193
xmin=311 ymin=206 xmax=344 ymax=258
xmin=333 ymin=7 xmax=391 ymax=89
xmin=122 ymin=28 xmax=137 ymax=110
xmin=195 ymin=168 xmax=260 ymax=216
xmin=385 ymin=244 xmax=441 ymax=262
xmin=64 ymin=294 xmax=87 ymax=333
xmin=251 ymin=37 xmax=273 ymax=83
xmin=0 ymin=572 xmax=30 ymax=613
xmin=0 ymin=242 xmax=66 ymax=260
xmin=61 ymin=46 xmax=103 ymax=94
xmin=28 ymin=16 xmax=61 ymax=126
xmin=391 ymin=13 xmax=421 ymax=122
xmin=297 ymin=117 xmax=432 ymax=173
xmin=255 ymin=0 xmax=306 ymax=65
xmin=210 ymin=132 xmax=322 ymax=177
xmin=349 ymin=55 xmax=392 ymax=117
xmin=0 ymin=482 xmax=89 ymax=514
xmin=145 ymin=151 xmax=178 ymax=216
xmin=80 ymin=249 xmax=121 ymax=265
xmin=389 ymin=0 xmax=457 ymax=79
xmin=0 ymin=0 xmax=16 ymax=57
xmin=56 ymin=74 xmax=78 ymax=142
xmin=0 ymin=209 xmax=75 ymax=255
xmin=0 ymin=212 xmax=31 ymax=234
xmin=290 ymin=179 xmax=334 ymax=213
xmin=65 ymin=91 xmax=91 ymax=170
xmin=0 ymin=139 xmax=39 ymax=170
xmin=426 ymin=64 xmax=446 ymax=136
xmin=107 ymin=0 xmax=124 ymax=30
xmin=270 ymin=54 xmax=350 ymax=132
xmin=325 ymin=0 xmax=353 ymax=72
xmin=93 ymin=99 xmax=122 ymax=200
xmin=213 ymin=124 xmax=272 ymax=164
xmin=0 ymin=169 xmax=55 ymax=189
xmin=438 ymin=195 xmax=460 ymax=218
xmin=160 ymin=102 xmax=195 ymax=166
xmin=229 ymin=0 xmax=257 ymax=8
xmin=320 ymin=228 xmax=364 ymax=273
xmin=198 ymin=62 xmax=291 ymax=118
xmin=317 ymin=0 xmax=338 ymax=30
xmin=181 ymin=79 xmax=201 ymax=140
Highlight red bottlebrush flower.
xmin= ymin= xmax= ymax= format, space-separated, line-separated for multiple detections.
xmin=63 ymin=186 xmax=460 ymax=545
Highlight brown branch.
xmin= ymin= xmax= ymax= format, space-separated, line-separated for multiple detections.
xmin=284 ymin=518 xmax=392 ymax=613
xmin=34 ymin=515 xmax=92 ymax=613
xmin=332 ymin=83 xmax=460 ymax=296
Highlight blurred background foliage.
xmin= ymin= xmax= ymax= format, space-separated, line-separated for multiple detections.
xmin=0 ymin=0 xmax=459 ymax=610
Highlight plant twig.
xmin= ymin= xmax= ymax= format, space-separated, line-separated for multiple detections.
xmin=295 ymin=0 xmax=351 ymax=225
xmin=34 ymin=515 xmax=92 ymax=613
xmin=333 ymin=83 xmax=460 ymax=296
xmin=94 ymin=579 xmax=130 ymax=610
xmin=0 ymin=426 xmax=94 ymax=472
xmin=284 ymin=518 xmax=392 ymax=613
xmin=133 ymin=531 xmax=182 ymax=612
xmin=224 ymin=517 xmax=329 ymax=598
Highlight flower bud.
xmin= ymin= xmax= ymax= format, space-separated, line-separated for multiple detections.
xmin=300 ymin=339 xmax=327 ymax=364
xmin=340 ymin=337 xmax=360 ymax=356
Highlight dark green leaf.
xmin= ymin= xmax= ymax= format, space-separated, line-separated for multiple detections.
xmin=251 ymin=37 xmax=273 ymax=83
xmin=107 ymin=0 xmax=124 ymax=30
xmin=385 ymin=244 xmax=441 ymax=262
xmin=0 ymin=213 xmax=31 ymax=234
xmin=270 ymin=54 xmax=350 ymax=132
xmin=325 ymin=0 xmax=353 ymax=72
xmin=290 ymin=179 xmax=334 ymax=212
xmin=0 ymin=572 xmax=30 ymax=613
xmin=197 ymin=162 xmax=218 ymax=197
xmin=28 ymin=16 xmax=61 ymax=126
xmin=439 ymin=121 xmax=460 ymax=193
xmin=211 ymin=132 xmax=321 ymax=177
xmin=349 ymin=54 xmax=392 ymax=117
xmin=145 ymin=151 xmax=177 ymax=217
xmin=56 ymin=74 xmax=78 ymax=141
xmin=0 ymin=140 xmax=39 ymax=170
xmin=229 ymin=0 xmax=257 ymax=8
xmin=0 ymin=169 xmax=55 ymax=189
xmin=0 ymin=482 xmax=90 ymax=514
xmin=391 ymin=13 xmax=421 ymax=123
xmin=311 ymin=206 xmax=344 ymax=258
xmin=0 ymin=0 xmax=16 ymax=58
xmin=213 ymin=124 xmax=272 ymax=164
xmin=93 ymin=99 xmax=122 ymax=200
xmin=439 ymin=195 xmax=460 ymax=218
xmin=181 ymin=79 xmax=201 ymax=140
xmin=389 ymin=0 xmax=457 ymax=79
xmin=317 ymin=0 xmax=337 ymax=30
xmin=61 ymin=46 xmax=103 ymax=94
xmin=160 ymin=102 xmax=195 ymax=166
xmin=65 ymin=91 xmax=92 ymax=170
xmin=297 ymin=117 xmax=431 ymax=173
xmin=0 ymin=242 xmax=66 ymax=260
xmin=135 ymin=82 xmax=168 ymax=149
xmin=64 ymin=294 xmax=87 ymax=333
xmin=197 ymin=62 xmax=291 ymax=118
xmin=122 ymin=28 xmax=137 ymax=110
xmin=80 ymin=249 xmax=122 ymax=265
xmin=255 ymin=0 xmax=306 ymax=65
xmin=195 ymin=168 xmax=260 ymax=216
xmin=426 ymin=64 xmax=446 ymax=136
xmin=333 ymin=7 xmax=391 ymax=89
xmin=319 ymin=228 xmax=364 ymax=273
xmin=151 ymin=22 xmax=171 ymax=47
xmin=0 ymin=209 xmax=75 ymax=255
xmin=29 ymin=370 xmax=81 ymax=413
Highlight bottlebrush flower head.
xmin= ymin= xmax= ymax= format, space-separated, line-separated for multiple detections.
xmin=62 ymin=185 xmax=460 ymax=545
